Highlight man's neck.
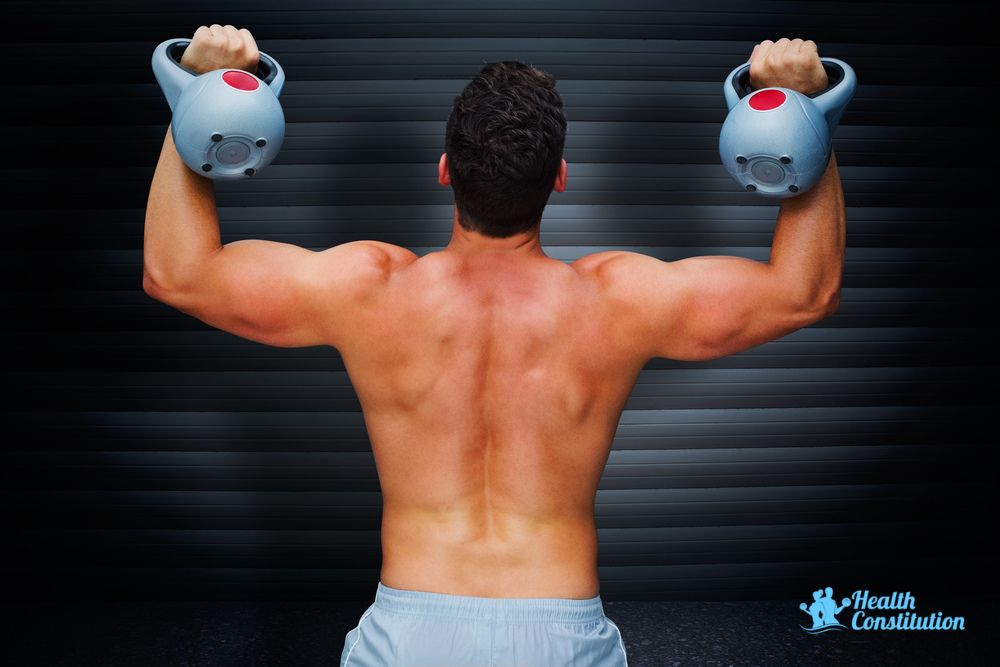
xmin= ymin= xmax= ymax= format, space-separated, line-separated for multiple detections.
xmin=443 ymin=213 xmax=547 ymax=259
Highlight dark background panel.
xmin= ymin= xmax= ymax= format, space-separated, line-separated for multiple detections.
xmin=0 ymin=0 xmax=996 ymax=603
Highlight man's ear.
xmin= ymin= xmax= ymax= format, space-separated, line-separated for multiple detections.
xmin=438 ymin=153 xmax=451 ymax=186
xmin=553 ymin=159 xmax=567 ymax=192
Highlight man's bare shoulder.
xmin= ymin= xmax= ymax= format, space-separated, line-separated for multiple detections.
xmin=570 ymin=250 xmax=627 ymax=275
xmin=318 ymin=240 xmax=418 ymax=310
xmin=344 ymin=240 xmax=419 ymax=274
xmin=569 ymin=250 xmax=665 ymax=288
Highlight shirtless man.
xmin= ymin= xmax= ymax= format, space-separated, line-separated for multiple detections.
xmin=143 ymin=26 xmax=841 ymax=667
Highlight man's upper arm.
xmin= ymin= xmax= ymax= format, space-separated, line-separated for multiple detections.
xmin=588 ymin=250 xmax=832 ymax=361
xmin=143 ymin=239 xmax=416 ymax=348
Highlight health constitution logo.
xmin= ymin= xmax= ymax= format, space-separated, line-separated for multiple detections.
xmin=799 ymin=587 xmax=966 ymax=634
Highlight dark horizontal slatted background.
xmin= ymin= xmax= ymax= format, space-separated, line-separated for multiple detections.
xmin=0 ymin=0 xmax=996 ymax=602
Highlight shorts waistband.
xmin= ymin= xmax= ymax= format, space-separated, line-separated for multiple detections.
xmin=373 ymin=582 xmax=605 ymax=623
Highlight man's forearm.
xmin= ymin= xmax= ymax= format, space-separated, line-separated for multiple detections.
xmin=143 ymin=127 xmax=223 ymax=293
xmin=767 ymin=151 xmax=845 ymax=311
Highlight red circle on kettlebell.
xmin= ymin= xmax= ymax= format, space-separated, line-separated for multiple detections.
xmin=222 ymin=70 xmax=260 ymax=91
xmin=748 ymin=89 xmax=786 ymax=111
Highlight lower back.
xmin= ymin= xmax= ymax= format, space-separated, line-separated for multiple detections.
xmin=380 ymin=504 xmax=602 ymax=598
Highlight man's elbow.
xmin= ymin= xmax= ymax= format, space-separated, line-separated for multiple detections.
xmin=143 ymin=270 xmax=165 ymax=299
xmin=142 ymin=268 xmax=182 ymax=304
xmin=806 ymin=287 xmax=841 ymax=322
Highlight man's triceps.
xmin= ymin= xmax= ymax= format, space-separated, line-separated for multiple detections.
xmin=147 ymin=239 xmax=392 ymax=348
xmin=605 ymin=252 xmax=818 ymax=361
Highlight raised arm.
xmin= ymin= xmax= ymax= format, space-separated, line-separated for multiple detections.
xmin=142 ymin=25 xmax=417 ymax=348
xmin=582 ymin=38 xmax=845 ymax=362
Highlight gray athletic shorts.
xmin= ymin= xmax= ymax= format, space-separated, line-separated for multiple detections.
xmin=339 ymin=581 xmax=629 ymax=666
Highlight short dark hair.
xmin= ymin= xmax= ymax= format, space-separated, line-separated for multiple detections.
xmin=445 ymin=61 xmax=567 ymax=238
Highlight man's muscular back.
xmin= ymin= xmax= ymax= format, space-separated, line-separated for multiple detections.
xmin=144 ymin=35 xmax=843 ymax=602
xmin=333 ymin=248 xmax=649 ymax=599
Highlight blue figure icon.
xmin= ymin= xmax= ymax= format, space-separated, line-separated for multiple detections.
xmin=799 ymin=586 xmax=852 ymax=632
xmin=818 ymin=586 xmax=851 ymax=626
xmin=799 ymin=589 xmax=826 ymax=629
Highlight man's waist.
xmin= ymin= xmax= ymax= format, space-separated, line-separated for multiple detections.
xmin=372 ymin=581 xmax=606 ymax=617
xmin=378 ymin=510 xmax=601 ymax=598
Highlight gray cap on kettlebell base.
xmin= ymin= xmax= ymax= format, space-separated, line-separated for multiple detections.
xmin=169 ymin=68 xmax=285 ymax=181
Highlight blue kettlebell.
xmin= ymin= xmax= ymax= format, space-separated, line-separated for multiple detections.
xmin=719 ymin=57 xmax=857 ymax=197
xmin=151 ymin=38 xmax=286 ymax=180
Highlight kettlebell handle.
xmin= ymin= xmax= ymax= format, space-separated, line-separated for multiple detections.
xmin=723 ymin=57 xmax=857 ymax=129
xmin=151 ymin=38 xmax=285 ymax=111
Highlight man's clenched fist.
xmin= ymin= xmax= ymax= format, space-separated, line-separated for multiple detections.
xmin=180 ymin=24 xmax=260 ymax=75
xmin=749 ymin=38 xmax=829 ymax=95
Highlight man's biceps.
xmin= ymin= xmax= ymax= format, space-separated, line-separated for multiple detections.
xmin=200 ymin=240 xmax=307 ymax=288
xmin=672 ymin=254 xmax=770 ymax=282
xmin=659 ymin=261 xmax=769 ymax=344
xmin=212 ymin=241 xmax=356 ymax=292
